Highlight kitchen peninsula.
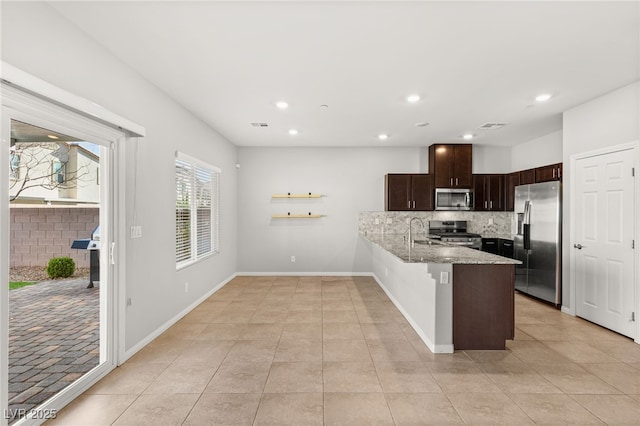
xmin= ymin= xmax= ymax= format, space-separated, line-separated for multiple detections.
xmin=360 ymin=231 xmax=520 ymax=353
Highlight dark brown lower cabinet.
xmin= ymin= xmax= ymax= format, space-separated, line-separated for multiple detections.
xmin=452 ymin=264 xmax=515 ymax=350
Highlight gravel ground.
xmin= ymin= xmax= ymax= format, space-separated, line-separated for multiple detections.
xmin=9 ymin=266 xmax=90 ymax=282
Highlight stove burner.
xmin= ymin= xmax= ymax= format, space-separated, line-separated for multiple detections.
xmin=428 ymin=220 xmax=482 ymax=249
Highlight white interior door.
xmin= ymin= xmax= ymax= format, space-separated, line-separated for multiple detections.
xmin=574 ymin=147 xmax=635 ymax=338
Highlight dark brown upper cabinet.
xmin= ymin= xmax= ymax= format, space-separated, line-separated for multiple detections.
xmin=385 ymin=174 xmax=434 ymax=211
xmin=505 ymin=172 xmax=521 ymax=211
xmin=535 ymin=163 xmax=563 ymax=182
xmin=519 ymin=168 xmax=536 ymax=185
xmin=428 ymin=144 xmax=473 ymax=188
xmin=503 ymin=163 xmax=563 ymax=211
xmin=473 ymin=174 xmax=505 ymax=211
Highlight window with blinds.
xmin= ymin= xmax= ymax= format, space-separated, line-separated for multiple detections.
xmin=175 ymin=153 xmax=220 ymax=268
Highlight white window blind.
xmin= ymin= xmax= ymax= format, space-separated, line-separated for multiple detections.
xmin=175 ymin=153 xmax=220 ymax=268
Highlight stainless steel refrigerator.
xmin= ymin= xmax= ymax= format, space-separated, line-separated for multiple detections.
xmin=514 ymin=181 xmax=562 ymax=306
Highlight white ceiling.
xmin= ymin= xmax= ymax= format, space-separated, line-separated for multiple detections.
xmin=50 ymin=1 xmax=639 ymax=148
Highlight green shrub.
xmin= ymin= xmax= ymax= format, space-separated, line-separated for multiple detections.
xmin=46 ymin=256 xmax=76 ymax=278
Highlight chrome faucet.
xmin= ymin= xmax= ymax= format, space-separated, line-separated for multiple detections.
xmin=409 ymin=217 xmax=426 ymax=246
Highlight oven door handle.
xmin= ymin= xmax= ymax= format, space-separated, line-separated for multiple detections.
xmin=448 ymin=241 xmax=474 ymax=246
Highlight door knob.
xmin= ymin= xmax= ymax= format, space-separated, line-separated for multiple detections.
xmin=574 ymin=243 xmax=584 ymax=249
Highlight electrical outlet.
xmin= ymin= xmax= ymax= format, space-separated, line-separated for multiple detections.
xmin=184 ymin=282 xmax=189 ymax=293
xmin=127 ymin=298 xmax=132 ymax=306
xmin=440 ymin=271 xmax=449 ymax=284
xmin=386 ymin=218 xmax=393 ymax=224
xmin=488 ymin=218 xmax=494 ymax=225
xmin=374 ymin=218 xmax=380 ymax=225
xmin=130 ymin=225 xmax=142 ymax=239
xmin=291 ymin=256 xmax=296 ymax=262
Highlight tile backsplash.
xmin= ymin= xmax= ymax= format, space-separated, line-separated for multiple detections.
xmin=359 ymin=211 xmax=515 ymax=238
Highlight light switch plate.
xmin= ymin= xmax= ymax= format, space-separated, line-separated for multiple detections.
xmin=130 ymin=226 xmax=142 ymax=239
xmin=440 ymin=271 xmax=449 ymax=284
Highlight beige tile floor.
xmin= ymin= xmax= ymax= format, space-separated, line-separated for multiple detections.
xmin=48 ymin=275 xmax=640 ymax=425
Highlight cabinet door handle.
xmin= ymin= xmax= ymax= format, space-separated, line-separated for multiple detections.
xmin=489 ymin=201 xmax=493 ymax=209
xmin=484 ymin=201 xmax=488 ymax=209
xmin=455 ymin=177 xmax=459 ymax=186
xmin=552 ymin=168 xmax=556 ymax=178
xmin=408 ymin=201 xmax=411 ymax=209
xmin=558 ymin=167 xmax=561 ymax=179
xmin=413 ymin=201 xmax=416 ymax=208
xmin=450 ymin=177 xmax=453 ymax=186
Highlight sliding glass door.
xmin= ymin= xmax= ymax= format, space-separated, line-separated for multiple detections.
xmin=2 ymin=85 xmax=122 ymax=426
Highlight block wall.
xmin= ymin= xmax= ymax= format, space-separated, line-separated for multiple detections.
xmin=9 ymin=207 xmax=100 ymax=268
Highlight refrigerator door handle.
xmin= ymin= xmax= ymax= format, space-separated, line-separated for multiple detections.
xmin=523 ymin=201 xmax=531 ymax=250
xmin=523 ymin=224 xmax=531 ymax=250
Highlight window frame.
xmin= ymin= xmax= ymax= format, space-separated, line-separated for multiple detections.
xmin=9 ymin=152 xmax=19 ymax=180
xmin=51 ymin=159 xmax=66 ymax=184
xmin=175 ymin=151 xmax=220 ymax=270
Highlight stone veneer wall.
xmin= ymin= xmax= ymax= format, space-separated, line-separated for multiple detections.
xmin=9 ymin=206 xmax=99 ymax=268
xmin=359 ymin=211 xmax=515 ymax=238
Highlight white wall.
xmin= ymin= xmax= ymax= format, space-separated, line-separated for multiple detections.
xmin=237 ymin=147 xmax=424 ymax=273
xmin=369 ymin=241 xmax=453 ymax=353
xmin=510 ymin=130 xmax=563 ymax=172
xmin=562 ymin=81 xmax=640 ymax=313
xmin=472 ymin=145 xmax=512 ymax=174
xmin=2 ymin=2 xmax=238 ymax=352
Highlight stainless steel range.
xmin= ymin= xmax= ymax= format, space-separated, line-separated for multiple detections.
xmin=428 ymin=220 xmax=482 ymax=249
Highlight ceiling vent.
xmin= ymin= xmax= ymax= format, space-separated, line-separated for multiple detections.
xmin=250 ymin=122 xmax=269 ymax=128
xmin=477 ymin=122 xmax=507 ymax=130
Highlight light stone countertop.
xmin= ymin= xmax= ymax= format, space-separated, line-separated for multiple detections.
xmin=361 ymin=233 xmax=521 ymax=265
xmin=480 ymin=234 xmax=515 ymax=240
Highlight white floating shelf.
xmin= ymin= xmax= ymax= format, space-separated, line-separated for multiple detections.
xmin=272 ymin=193 xmax=322 ymax=198
xmin=272 ymin=213 xmax=323 ymax=218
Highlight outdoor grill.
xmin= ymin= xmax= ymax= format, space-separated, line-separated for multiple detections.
xmin=71 ymin=225 xmax=100 ymax=288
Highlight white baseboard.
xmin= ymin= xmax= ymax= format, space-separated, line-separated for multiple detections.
xmin=120 ymin=272 xmax=237 ymax=364
xmin=370 ymin=273 xmax=452 ymax=354
xmin=235 ymin=271 xmax=373 ymax=277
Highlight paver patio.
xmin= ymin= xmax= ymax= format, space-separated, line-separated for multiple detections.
xmin=7 ymin=278 xmax=99 ymax=423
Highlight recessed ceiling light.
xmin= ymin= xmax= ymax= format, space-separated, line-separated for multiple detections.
xmin=535 ymin=93 xmax=552 ymax=102
xmin=462 ymin=133 xmax=474 ymax=140
xmin=378 ymin=134 xmax=389 ymax=140
xmin=288 ymin=129 xmax=298 ymax=135
xmin=47 ymin=134 xmax=59 ymax=140
xmin=406 ymin=94 xmax=420 ymax=103
xmin=276 ymin=101 xmax=289 ymax=109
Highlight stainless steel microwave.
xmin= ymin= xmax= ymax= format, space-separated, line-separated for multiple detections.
xmin=435 ymin=188 xmax=474 ymax=210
